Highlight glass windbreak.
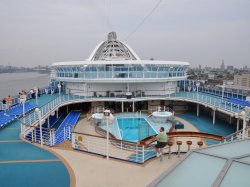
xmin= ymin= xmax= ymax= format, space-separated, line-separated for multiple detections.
xmin=238 ymin=155 xmax=250 ymax=163
xmin=219 ymin=161 xmax=250 ymax=187
xmin=199 ymin=140 xmax=250 ymax=158
xmin=156 ymin=152 xmax=227 ymax=187
xmin=54 ymin=64 xmax=186 ymax=79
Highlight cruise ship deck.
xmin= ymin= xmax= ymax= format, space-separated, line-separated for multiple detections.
xmin=0 ymin=32 xmax=249 ymax=187
xmin=0 ymin=89 xmax=249 ymax=186
xmin=0 ymin=94 xmax=72 ymax=187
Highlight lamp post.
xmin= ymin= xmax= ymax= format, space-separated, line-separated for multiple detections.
xmin=20 ymin=94 xmax=27 ymax=122
xmin=35 ymin=108 xmax=43 ymax=147
xmin=103 ymin=109 xmax=114 ymax=160
xmin=34 ymin=87 xmax=38 ymax=105
xmin=240 ymin=107 xmax=250 ymax=139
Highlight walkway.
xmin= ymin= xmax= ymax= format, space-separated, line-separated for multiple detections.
xmin=0 ymin=94 xmax=71 ymax=187
xmin=52 ymin=146 xmax=181 ymax=187
xmin=178 ymin=112 xmax=235 ymax=145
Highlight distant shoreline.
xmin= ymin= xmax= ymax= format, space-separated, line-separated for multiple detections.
xmin=0 ymin=72 xmax=50 ymax=99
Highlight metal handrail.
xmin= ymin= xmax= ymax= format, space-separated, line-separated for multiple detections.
xmin=21 ymin=91 xmax=250 ymax=128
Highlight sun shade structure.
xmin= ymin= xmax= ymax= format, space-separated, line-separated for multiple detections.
xmin=89 ymin=32 xmax=140 ymax=61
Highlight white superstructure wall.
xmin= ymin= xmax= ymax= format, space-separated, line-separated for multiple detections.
xmin=65 ymin=82 xmax=177 ymax=96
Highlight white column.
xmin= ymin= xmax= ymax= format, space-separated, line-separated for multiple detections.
xmin=197 ymin=104 xmax=199 ymax=117
xmin=132 ymin=101 xmax=135 ymax=112
xmin=229 ymin=116 xmax=232 ymax=124
xmin=213 ymin=109 xmax=216 ymax=125
xmin=56 ymin=109 xmax=59 ymax=118
xmin=184 ymin=80 xmax=186 ymax=92
xmin=121 ymin=102 xmax=124 ymax=112
xmin=85 ymin=83 xmax=88 ymax=98
xmin=236 ymin=118 xmax=239 ymax=131
xmin=222 ymin=84 xmax=225 ymax=100
xmin=242 ymin=117 xmax=247 ymax=138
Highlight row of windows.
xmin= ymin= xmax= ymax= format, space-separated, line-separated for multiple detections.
xmin=56 ymin=71 xmax=185 ymax=79
xmin=55 ymin=65 xmax=186 ymax=73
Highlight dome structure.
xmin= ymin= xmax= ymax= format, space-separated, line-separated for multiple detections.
xmin=87 ymin=32 xmax=140 ymax=61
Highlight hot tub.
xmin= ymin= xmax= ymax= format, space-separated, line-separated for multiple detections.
xmin=152 ymin=111 xmax=173 ymax=123
xmin=92 ymin=113 xmax=104 ymax=123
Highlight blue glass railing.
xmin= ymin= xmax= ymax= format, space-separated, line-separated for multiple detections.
xmin=21 ymin=91 xmax=250 ymax=128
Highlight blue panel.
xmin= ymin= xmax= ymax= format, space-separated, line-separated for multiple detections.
xmin=0 ymin=162 xmax=70 ymax=187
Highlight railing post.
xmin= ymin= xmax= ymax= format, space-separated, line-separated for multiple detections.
xmin=49 ymin=130 xmax=53 ymax=146
xmin=33 ymin=112 xmax=36 ymax=123
xmin=68 ymin=125 xmax=71 ymax=140
xmin=142 ymin=146 xmax=145 ymax=163
xmin=63 ymin=127 xmax=66 ymax=140
xmin=53 ymin=129 xmax=55 ymax=145
xmin=136 ymin=145 xmax=138 ymax=163
xmin=71 ymin=133 xmax=75 ymax=149
xmin=20 ymin=123 xmax=23 ymax=134
xmin=31 ymin=129 xmax=34 ymax=142
xmin=34 ymin=128 xmax=37 ymax=142
xmin=29 ymin=115 xmax=31 ymax=125
xmin=87 ymin=137 xmax=89 ymax=152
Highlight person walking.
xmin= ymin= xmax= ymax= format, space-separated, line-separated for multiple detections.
xmin=155 ymin=127 xmax=167 ymax=157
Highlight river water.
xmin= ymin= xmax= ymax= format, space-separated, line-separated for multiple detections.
xmin=0 ymin=72 xmax=50 ymax=99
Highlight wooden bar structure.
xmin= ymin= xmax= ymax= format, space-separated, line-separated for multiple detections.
xmin=139 ymin=131 xmax=224 ymax=146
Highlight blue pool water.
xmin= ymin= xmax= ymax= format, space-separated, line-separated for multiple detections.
xmin=117 ymin=118 xmax=156 ymax=142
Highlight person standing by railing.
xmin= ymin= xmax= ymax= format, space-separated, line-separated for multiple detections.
xmin=155 ymin=127 xmax=167 ymax=157
xmin=7 ymin=95 xmax=13 ymax=109
xmin=2 ymin=98 xmax=7 ymax=111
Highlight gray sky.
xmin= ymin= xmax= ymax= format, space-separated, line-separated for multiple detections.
xmin=0 ymin=0 xmax=250 ymax=68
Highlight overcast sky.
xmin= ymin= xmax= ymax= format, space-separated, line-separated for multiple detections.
xmin=0 ymin=0 xmax=250 ymax=68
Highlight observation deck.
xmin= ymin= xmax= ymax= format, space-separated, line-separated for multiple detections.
xmin=50 ymin=32 xmax=189 ymax=83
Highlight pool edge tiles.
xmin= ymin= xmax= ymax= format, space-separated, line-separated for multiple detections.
xmin=155 ymin=152 xmax=227 ymax=187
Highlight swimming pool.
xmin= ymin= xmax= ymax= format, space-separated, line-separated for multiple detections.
xmin=117 ymin=118 xmax=157 ymax=142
